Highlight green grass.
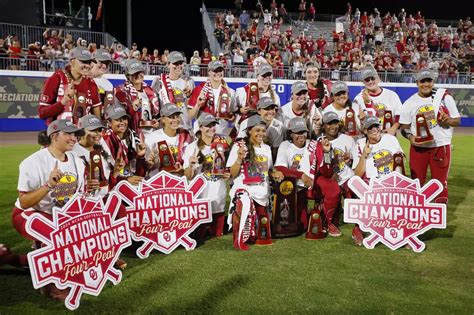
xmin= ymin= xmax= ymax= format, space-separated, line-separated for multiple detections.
xmin=1 ymin=137 xmax=473 ymax=314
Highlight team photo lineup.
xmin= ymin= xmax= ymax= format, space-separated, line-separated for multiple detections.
xmin=0 ymin=0 xmax=472 ymax=310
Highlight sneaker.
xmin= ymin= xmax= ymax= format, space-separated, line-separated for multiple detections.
xmin=352 ymin=226 xmax=364 ymax=246
xmin=114 ymin=258 xmax=127 ymax=270
xmin=328 ymin=223 xmax=342 ymax=237
xmin=40 ymin=284 xmax=70 ymax=301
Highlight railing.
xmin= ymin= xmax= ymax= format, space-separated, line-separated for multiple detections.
xmin=0 ymin=56 xmax=471 ymax=85
xmin=0 ymin=22 xmax=120 ymax=48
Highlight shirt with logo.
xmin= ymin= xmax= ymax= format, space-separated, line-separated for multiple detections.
xmin=353 ymin=87 xmax=403 ymax=128
xmin=275 ymin=140 xmax=309 ymax=187
xmin=145 ymin=129 xmax=179 ymax=177
xmin=329 ymin=134 xmax=356 ymax=185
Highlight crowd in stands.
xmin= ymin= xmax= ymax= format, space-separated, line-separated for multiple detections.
xmin=0 ymin=4 xmax=473 ymax=83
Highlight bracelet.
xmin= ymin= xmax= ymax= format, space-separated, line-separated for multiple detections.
xmin=44 ymin=183 xmax=54 ymax=191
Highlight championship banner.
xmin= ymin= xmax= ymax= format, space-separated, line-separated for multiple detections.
xmin=343 ymin=172 xmax=447 ymax=252
xmin=115 ymin=171 xmax=211 ymax=257
xmin=26 ymin=193 xmax=131 ymax=310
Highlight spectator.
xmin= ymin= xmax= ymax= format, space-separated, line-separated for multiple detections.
xmin=239 ymin=10 xmax=250 ymax=31
xmin=7 ymin=39 xmax=22 ymax=70
xmin=298 ymin=0 xmax=306 ymax=21
xmin=190 ymin=50 xmax=202 ymax=76
xmin=278 ymin=3 xmax=289 ymax=23
xmin=308 ymin=3 xmax=316 ymax=21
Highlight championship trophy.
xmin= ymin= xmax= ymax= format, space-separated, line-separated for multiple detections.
xmin=211 ymin=142 xmax=227 ymax=176
xmin=255 ymin=215 xmax=273 ymax=246
xmin=383 ymin=110 xmax=393 ymax=130
xmin=157 ymin=141 xmax=176 ymax=172
xmin=238 ymin=141 xmax=263 ymax=184
xmin=248 ymin=83 xmax=259 ymax=109
xmin=216 ymin=92 xmax=234 ymax=120
xmin=344 ymin=108 xmax=357 ymax=136
xmin=72 ymin=92 xmax=88 ymax=123
xmin=104 ymin=91 xmax=114 ymax=111
xmin=414 ymin=113 xmax=434 ymax=143
xmin=272 ymin=177 xmax=301 ymax=238
xmin=305 ymin=189 xmax=325 ymax=240
xmin=89 ymin=147 xmax=108 ymax=187
xmin=139 ymin=98 xmax=154 ymax=128
xmin=392 ymin=152 xmax=406 ymax=176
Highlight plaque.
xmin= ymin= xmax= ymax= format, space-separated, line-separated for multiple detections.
xmin=255 ymin=215 xmax=273 ymax=245
xmin=392 ymin=152 xmax=406 ymax=176
xmin=345 ymin=108 xmax=357 ymax=136
xmin=211 ymin=142 xmax=227 ymax=176
xmin=73 ymin=92 xmax=88 ymax=124
xmin=216 ymin=92 xmax=234 ymax=120
xmin=305 ymin=190 xmax=325 ymax=240
xmin=89 ymin=148 xmax=108 ymax=187
xmin=383 ymin=110 xmax=393 ymax=130
xmin=157 ymin=141 xmax=176 ymax=172
xmin=139 ymin=98 xmax=154 ymax=128
xmin=414 ymin=113 xmax=434 ymax=143
xmin=272 ymin=178 xmax=301 ymax=238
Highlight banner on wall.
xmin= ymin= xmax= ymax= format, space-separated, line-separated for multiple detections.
xmin=0 ymin=71 xmax=473 ymax=129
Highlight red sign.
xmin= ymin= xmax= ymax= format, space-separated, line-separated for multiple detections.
xmin=115 ymin=171 xmax=211 ymax=257
xmin=26 ymin=193 xmax=131 ymax=310
xmin=344 ymin=172 xmax=447 ymax=252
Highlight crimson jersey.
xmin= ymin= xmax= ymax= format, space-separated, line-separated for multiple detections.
xmin=39 ymin=67 xmax=101 ymax=125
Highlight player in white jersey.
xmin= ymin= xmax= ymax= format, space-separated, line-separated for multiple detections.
xmin=399 ymin=69 xmax=460 ymax=204
xmin=352 ymin=66 xmax=402 ymax=135
xmin=280 ymin=81 xmax=310 ymax=127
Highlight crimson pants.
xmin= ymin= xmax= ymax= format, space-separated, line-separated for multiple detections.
xmin=410 ymin=144 xmax=451 ymax=204
xmin=313 ymin=176 xmax=341 ymax=224
xmin=12 ymin=207 xmax=52 ymax=241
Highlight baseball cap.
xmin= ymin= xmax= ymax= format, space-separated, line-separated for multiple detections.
xmin=47 ymin=119 xmax=84 ymax=137
xmin=105 ymin=104 xmax=130 ymax=120
xmin=363 ymin=116 xmax=381 ymax=129
xmin=77 ymin=114 xmax=105 ymax=130
xmin=288 ymin=117 xmax=308 ymax=133
xmin=257 ymin=63 xmax=273 ymax=76
xmin=93 ymin=48 xmax=112 ymax=62
xmin=160 ymin=103 xmax=182 ymax=117
xmin=322 ymin=111 xmax=340 ymax=124
xmin=304 ymin=61 xmax=320 ymax=70
xmin=360 ymin=66 xmax=378 ymax=81
xmin=331 ymin=81 xmax=349 ymax=95
xmin=69 ymin=47 xmax=93 ymax=62
xmin=257 ymin=97 xmax=277 ymax=110
xmin=246 ymin=115 xmax=266 ymax=129
xmin=125 ymin=59 xmax=145 ymax=75
xmin=168 ymin=51 xmax=185 ymax=64
xmin=208 ymin=60 xmax=225 ymax=72
xmin=291 ymin=81 xmax=308 ymax=94
xmin=198 ymin=113 xmax=218 ymax=126
xmin=416 ymin=69 xmax=436 ymax=81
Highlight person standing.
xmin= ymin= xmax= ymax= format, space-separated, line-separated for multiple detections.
xmin=399 ymin=69 xmax=460 ymax=204
xmin=91 ymin=49 xmax=114 ymax=108
xmin=38 ymin=47 xmax=101 ymax=125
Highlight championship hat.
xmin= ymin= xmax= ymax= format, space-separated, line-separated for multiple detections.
xmin=160 ymin=103 xmax=182 ymax=117
xmin=78 ymin=114 xmax=106 ymax=130
xmin=47 ymin=119 xmax=84 ymax=137
xmin=288 ymin=117 xmax=308 ymax=133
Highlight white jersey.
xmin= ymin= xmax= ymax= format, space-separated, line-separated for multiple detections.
xmin=227 ymin=143 xmax=273 ymax=206
xmin=353 ymin=87 xmax=403 ymax=129
xmin=275 ymin=140 xmax=309 ymax=187
xmin=328 ymin=134 xmax=356 ymax=185
xmin=352 ymin=134 xmax=403 ymax=179
xmin=183 ymin=140 xmax=227 ymax=214
xmin=235 ymin=86 xmax=281 ymax=109
xmin=72 ymin=143 xmax=113 ymax=197
xmin=322 ymin=102 xmax=362 ymax=132
xmin=237 ymin=118 xmax=286 ymax=148
xmin=145 ymin=129 xmax=179 ymax=177
xmin=280 ymin=101 xmax=307 ymax=127
xmin=399 ymin=89 xmax=460 ymax=148
xmin=15 ymin=148 xmax=85 ymax=214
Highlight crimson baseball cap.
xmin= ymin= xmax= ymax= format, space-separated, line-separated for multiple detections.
xmin=47 ymin=119 xmax=84 ymax=136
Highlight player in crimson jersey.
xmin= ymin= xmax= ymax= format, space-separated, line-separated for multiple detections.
xmin=38 ymin=47 xmax=102 ymax=125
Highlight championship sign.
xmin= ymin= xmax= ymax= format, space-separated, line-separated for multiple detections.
xmin=344 ymin=172 xmax=446 ymax=252
xmin=115 ymin=171 xmax=211 ymax=257
xmin=26 ymin=193 xmax=131 ymax=310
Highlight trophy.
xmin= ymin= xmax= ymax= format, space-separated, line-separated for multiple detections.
xmin=238 ymin=141 xmax=263 ymax=184
xmin=344 ymin=108 xmax=357 ymax=136
xmin=211 ymin=142 xmax=227 ymax=176
xmin=72 ymin=92 xmax=88 ymax=123
xmin=139 ymin=97 xmax=154 ymax=128
xmin=89 ymin=148 xmax=108 ymax=187
xmin=305 ymin=189 xmax=325 ymax=240
xmin=383 ymin=110 xmax=393 ymax=131
xmin=414 ymin=113 xmax=434 ymax=143
xmin=157 ymin=141 xmax=176 ymax=172
xmin=255 ymin=215 xmax=273 ymax=246
xmin=392 ymin=152 xmax=406 ymax=176
xmin=248 ymin=83 xmax=259 ymax=109
xmin=216 ymin=92 xmax=234 ymax=120
xmin=104 ymin=91 xmax=114 ymax=110
xmin=272 ymin=177 xmax=301 ymax=238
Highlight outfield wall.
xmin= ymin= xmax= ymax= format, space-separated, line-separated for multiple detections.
xmin=1 ymin=70 xmax=473 ymax=131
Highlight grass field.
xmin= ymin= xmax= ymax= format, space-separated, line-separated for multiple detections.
xmin=0 ymin=136 xmax=473 ymax=314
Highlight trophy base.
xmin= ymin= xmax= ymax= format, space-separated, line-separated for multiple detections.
xmin=139 ymin=121 xmax=154 ymax=128
xmin=216 ymin=113 xmax=234 ymax=121
xmin=160 ymin=165 xmax=177 ymax=172
xmin=414 ymin=136 xmax=434 ymax=144
xmin=243 ymin=178 xmax=263 ymax=185
xmin=255 ymin=238 xmax=273 ymax=246
xmin=305 ymin=231 xmax=325 ymax=240
xmin=99 ymin=181 xmax=108 ymax=187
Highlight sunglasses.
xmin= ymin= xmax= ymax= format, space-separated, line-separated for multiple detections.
xmin=364 ymin=77 xmax=376 ymax=83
